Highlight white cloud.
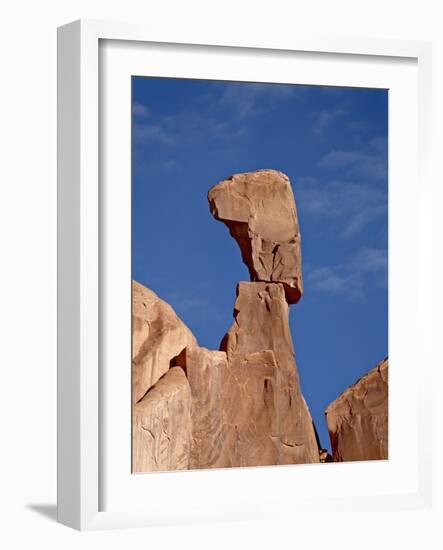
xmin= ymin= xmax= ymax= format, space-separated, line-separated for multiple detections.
xmin=297 ymin=176 xmax=387 ymax=240
xmin=317 ymin=135 xmax=387 ymax=180
xmin=132 ymin=102 xmax=151 ymax=119
xmin=308 ymin=267 xmax=350 ymax=294
xmin=349 ymin=247 xmax=388 ymax=288
xmin=311 ymin=107 xmax=344 ymax=136
xmin=220 ymin=85 xmax=260 ymax=120
xmin=318 ymin=150 xmax=387 ymax=180
xmin=306 ymin=266 xmax=364 ymax=301
xmin=133 ymin=122 xmax=175 ymax=145
xmin=133 ymin=81 xmax=307 ymax=148
xmin=133 ymin=97 xmax=251 ymax=148
xmin=340 ymin=204 xmax=386 ymax=240
xmin=305 ymin=247 xmax=387 ymax=300
xmin=219 ymin=82 xmax=303 ymax=120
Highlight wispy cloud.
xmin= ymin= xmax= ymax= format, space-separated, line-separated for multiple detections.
xmin=132 ymin=82 xmax=306 ymax=148
xmin=133 ymin=122 xmax=175 ymax=145
xmin=305 ymin=247 xmax=387 ymax=301
xmin=297 ymin=176 xmax=387 ymax=240
xmin=318 ymin=136 xmax=387 ymax=180
xmin=219 ymin=82 xmax=304 ymax=120
xmin=340 ymin=204 xmax=386 ymax=240
xmin=132 ymin=102 xmax=151 ymax=119
xmin=297 ymin=135 xmax=387 ymax=239
xmin=133 ymin=101 xmax=243 ymax=147
xmin=349 ymin=247 xmax=388 ymax=279
xmin=311 ymin=107 xmax=345 ymax=136
xmin=308 ymin=267 xmax=352 ymax=295
xmin=319 ymin=150 xmax=386 ymax=180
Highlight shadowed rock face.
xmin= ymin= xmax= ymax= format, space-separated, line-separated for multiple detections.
xmin=325 ymin=358 xmax=388 ymax=462
xmin=208 ymin=170 xmax=303 ymax=304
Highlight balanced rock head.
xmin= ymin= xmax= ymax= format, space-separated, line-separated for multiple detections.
xmin=208 ymin=169 xmax=303 ymax=303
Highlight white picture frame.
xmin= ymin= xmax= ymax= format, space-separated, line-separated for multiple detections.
xmin=57 ymin=19 xmax=434 ymax=531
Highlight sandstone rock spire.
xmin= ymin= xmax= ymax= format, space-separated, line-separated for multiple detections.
xmin=210 ymin=170 xmax=319 ymax=464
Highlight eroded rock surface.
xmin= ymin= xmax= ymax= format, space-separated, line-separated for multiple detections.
xmin=132 ymin=280 xmax=196 ymax=403
xmin=176 ymin=346 xmax=228 ymax=469
xmin=132 ymin=169 xmax=324 ymax=472
xmin=221 ymin=281 xmax=320 ymax=464
xmin=132 ymin=366 xmax=192 ymax=472
xmin=220 ymin=351 xmax=281 ymax=467
xmin=325 ymin=358 xmax=388 ymax=462
xmin=221 ymin=281 xmax=299 ymax=382
xmin=319 ymin=449 xmax=333 ymax=463
xmin=178 ymin=347 xmax=281 ymax=468
xmin=208 ymin=170 xmax=303 ymax=304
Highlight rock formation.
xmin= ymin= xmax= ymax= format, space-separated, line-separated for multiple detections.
xmin=132 ymin=367 xmax=192 ymax=472
xmin=319 ymin=449 xmax=333 ymax=463
xmin=208 ymin=170 xmax=303 ymax=304
xmin=132 ymin=280 xmax=196 ymax=403
xmin=219 ymin=281 xmax=319 ymax=464
xmin=176 ymin=346 xmax=229 ymax=469
xmin=325 ymin=358 xmax=388 ymax=462
xmin=132 ymin=169 xmax=323 ymax=472
xmin=183 ymin=347 xmax=282 ymax=468
xmin=208 ymin=170 xmax=318 ymax=464
xmin=218 ymin=350 xmax=281 ymax=467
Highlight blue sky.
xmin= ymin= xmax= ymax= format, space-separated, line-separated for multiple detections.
xmin=132 ymin=77 xmax=388 ymax=453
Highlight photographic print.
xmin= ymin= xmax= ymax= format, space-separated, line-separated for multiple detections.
xmin=131 ymin=77 xmax=388 ymax=473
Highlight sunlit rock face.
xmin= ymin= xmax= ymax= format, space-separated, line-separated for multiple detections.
xmin=207 ymin=170 xmax=318 ymax=464
xmin=220 ymin=281 xmax=319 ymax=464
xmin=325 ymin=358 xmax=388 ymax=462
xmin=175 ymin=346 xmax=230 ymax=470
xmin=208 ymin=170 xmax=303 ymax=304
xmin=132 ymin=169 xmax=323 ymax=473
xmin=132 ymin=281 xmax=320 ymax=472
xmin=132 ymin=366 xmax=192 ymax=472
xmin=177 ymin=346 xmax=282 ymax=469
xmin=132 ymin=280 xmax=196 ymax=404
